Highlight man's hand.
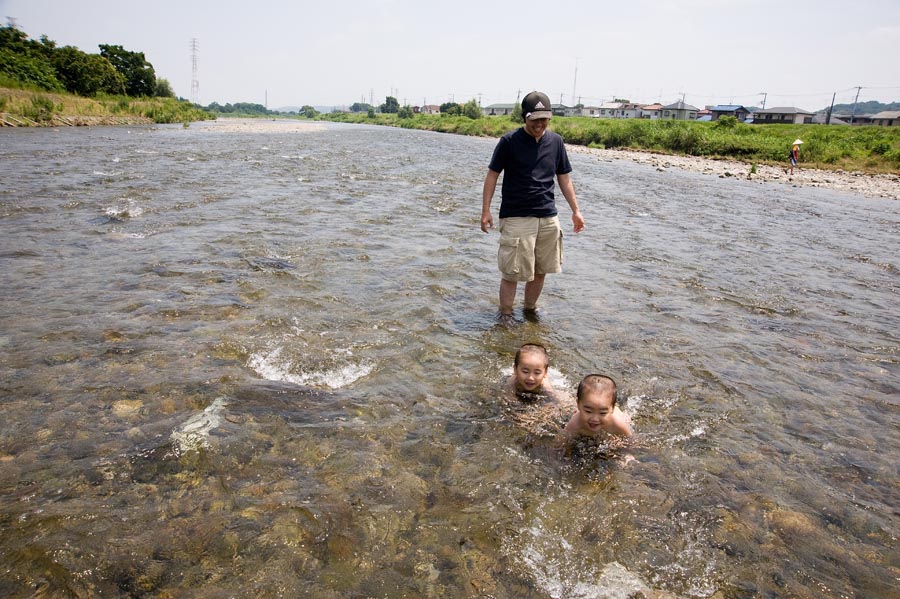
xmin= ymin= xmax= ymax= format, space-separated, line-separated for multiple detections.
xmin=481 ymin=211 xmax=494 ymax=233
xmin=482 ymin=170 xmax=500 ymax=232
xmin=572 ymin=210 xmax=585 ymax=233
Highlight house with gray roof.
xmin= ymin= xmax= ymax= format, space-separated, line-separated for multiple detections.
xmin=482 ymin=103 xmax=516 ymax=116
xmin=662 ymin=101 xmax=700 ymax=120
xmin=871 ymin=111 xmax=900 ymax=126
xmin=749 ymin=107 xmax=814 ymax=124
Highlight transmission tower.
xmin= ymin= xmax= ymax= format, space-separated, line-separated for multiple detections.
xmin=190 ymin=38 xmax=200 ymax=105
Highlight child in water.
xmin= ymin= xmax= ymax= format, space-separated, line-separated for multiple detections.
xmin=505 ymin=342 xmax=557 ymax=402
xmin=563 ymin=374 xmax=633 ymax=440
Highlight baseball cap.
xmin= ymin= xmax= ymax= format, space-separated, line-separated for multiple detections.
xmin=522 ymin=91 xmax=552 ymax=120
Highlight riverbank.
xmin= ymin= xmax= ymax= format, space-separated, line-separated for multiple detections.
xmin=570 ymin=145 xmax=900 ymax=200
xmin=0 ymin=112 xmax=152 ymax=127
xmin=0 ymin=86 xmax=213 ymax=126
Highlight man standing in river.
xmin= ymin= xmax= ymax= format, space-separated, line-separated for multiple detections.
xmin=481 ymin=91 xmax=584 ymax=323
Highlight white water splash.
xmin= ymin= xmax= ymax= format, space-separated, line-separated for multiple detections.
xmin=169 ymin=397 xmax=227 ymax=456
xmin=104 ymin=199 xmax=143 ymax=219
xmin=514 ymin=518 xmax=653 ymax=599
xmin=248 ymin=345 xmax=372 ymax=389
xmin=500 ymin=366 xmax=573 ymax=393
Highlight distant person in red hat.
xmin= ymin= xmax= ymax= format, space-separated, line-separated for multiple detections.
xmin=481 ymin=91 xmax=584 ymax=324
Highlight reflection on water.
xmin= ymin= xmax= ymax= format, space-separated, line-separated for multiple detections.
xmin=1 ymin=119 xmax=898 ymax=598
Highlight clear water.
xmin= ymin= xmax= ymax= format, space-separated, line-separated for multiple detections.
xmin=1 ymin=119 xmax=897 ymax=598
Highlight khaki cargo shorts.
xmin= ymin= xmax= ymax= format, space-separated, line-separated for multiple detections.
xmin=497 ymin=216 xmax=563 ymax=282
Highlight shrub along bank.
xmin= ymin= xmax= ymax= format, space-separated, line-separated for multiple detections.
xmin=315 ymin=111 xmax=900 ymax=174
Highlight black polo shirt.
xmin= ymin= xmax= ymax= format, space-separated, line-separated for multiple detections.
xmin=488 ymin=127 xmax=572 ymax=218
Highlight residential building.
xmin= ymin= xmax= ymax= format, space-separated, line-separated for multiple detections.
xmin=661 ymin=101 xmax=700 ymax=120
xmin=482 ymin=103 xmax=516 ymax=116
xmin=812 ymin=110 xmax=849 ymax=125
xmin=832 ymin=113 xmax=875 ymax=125
xmin=639 ymin=103 xmax=663 ymax=119
xmin=750 ymin=107 xmax=814 ymax=124
xmin=593 ymin=102 xmax=625 ymax=118
xmin=871 ymin=111 xmax=900 ymax=126
xmin=579 ymin=106 xmax=602 ymax=117
xmin=419 ymin=105 xmax=440 ymax=115
xmin=711 ymin=104 xmax=751 ymax=122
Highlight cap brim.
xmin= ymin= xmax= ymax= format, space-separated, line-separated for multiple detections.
xmin=525 ymin=110 xmax=553 ymax=120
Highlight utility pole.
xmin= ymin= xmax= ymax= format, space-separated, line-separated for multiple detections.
xmin=759 ymin=92 xmax=766 ymax=110
xmin=190 ymin=38 xmax=199 ymax=105
xmin=571 ymin=58 xmax=579 ymax=107
xmin=826 ymin=92 xmax=836 ymax=125
xmin=850 ymin=86 xmax=862 ymax=124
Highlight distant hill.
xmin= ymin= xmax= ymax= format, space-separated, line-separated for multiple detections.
xmin=828 ymin=100 xmax=899 ymax=115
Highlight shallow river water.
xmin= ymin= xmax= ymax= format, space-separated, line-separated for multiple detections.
xmin=1 ymin=119 xmax=898 ymax=598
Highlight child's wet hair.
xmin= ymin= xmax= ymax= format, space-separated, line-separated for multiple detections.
xmin=577 ymin=374 xmax=618 ymax=406
xmin=514 ymin=342 xmax=549 ymax=367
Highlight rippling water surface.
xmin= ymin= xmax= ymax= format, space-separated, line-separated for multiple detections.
xmin=1 ymin=119 xmax=898 ymax=598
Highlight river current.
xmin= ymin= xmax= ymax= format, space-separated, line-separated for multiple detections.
xmin=1 ymin=119 xmax=898 ymax=598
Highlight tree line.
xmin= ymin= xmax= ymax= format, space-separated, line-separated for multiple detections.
xmin=0 ymin=23 xmax=174 ymax=98
xmin=344 ymin=96 xmax=486 ymax=120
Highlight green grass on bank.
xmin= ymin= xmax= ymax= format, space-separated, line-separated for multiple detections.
xmin=0 ymin=85 xmax=214 ymax=124
xmin=315 ymin=111 xmax=900 ymax=174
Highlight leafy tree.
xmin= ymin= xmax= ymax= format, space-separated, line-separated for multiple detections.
xmin=0 ymin=25 xmax=61 ymax=90
xmin=440 ymin=101 xmax=461 ymax=115
xmin=349 ymin=102 xmax=373 ymax=113
xmin=0 ymin=47 xmax=61 ymax=90
xmin=398 ymin=105 xmax=414 ymax=119
xmin=462 ymin=98 xmax=481 ymax=119
xmin=511 ymin=101 xmax=523 ymax=123
xmin=51 ymin=46 xmax=124 ymax=95
xmin=301 ymin=105 xmax=319 ymax=118
xmin=380 ymin=95 xmax=399 ymax=113
xmin=99 ymin=44 xmax=156 ymax=97
xmin=154 ymin=77 xmax=175 ymax=98
xmin=367 ymin=108 xmax=375 ymax=118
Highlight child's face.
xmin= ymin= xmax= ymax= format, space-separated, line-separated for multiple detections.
xmin=514 ymin=352 xmax=548 ymax=393
xmin=576 ymin=389 xmax=615 ymax=432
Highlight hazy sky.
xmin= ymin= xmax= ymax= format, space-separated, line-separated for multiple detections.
xmin=3 ymin=0 xmax=899 ymax=111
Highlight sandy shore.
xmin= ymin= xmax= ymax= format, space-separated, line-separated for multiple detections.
xmin=190 ymin=118 xmax=327 ymax=134
xmin=569 ymin=145 xmax=900 ymax=201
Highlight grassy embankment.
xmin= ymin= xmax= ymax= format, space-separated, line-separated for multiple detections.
xmin=0 ymin=85 xmax=214 ymax=125
xmin=316 ymin=111 xmax=900 ymax=174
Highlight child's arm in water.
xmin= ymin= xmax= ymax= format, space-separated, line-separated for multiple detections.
xmin=609 ymin=405 xmax=634 ymax=437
